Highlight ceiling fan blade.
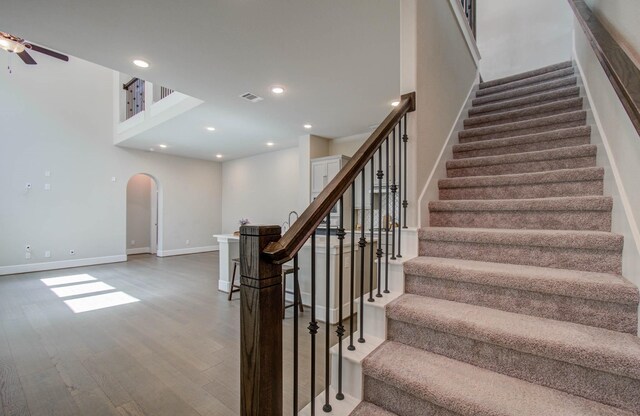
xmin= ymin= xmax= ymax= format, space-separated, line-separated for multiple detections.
xmin=28 ymin=43 xmax=69 ymax=62
xmin=17 ymin=50 xmax=37 ymax=65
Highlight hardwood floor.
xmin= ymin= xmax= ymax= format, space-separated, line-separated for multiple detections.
xmin=0 ymin=253 xmax=333 ymax=416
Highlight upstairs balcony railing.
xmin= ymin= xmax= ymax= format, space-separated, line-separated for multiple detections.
xmin=239 ymin=92 xmax=415 ymax=415
xmin=122 ymin=78 xmax=175 ymax=120
xmin=461 ymin=0 xmax=476 ymax=37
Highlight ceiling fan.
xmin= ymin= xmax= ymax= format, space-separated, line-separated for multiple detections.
xmin=0 ymin=31 xmax=68 ymax=65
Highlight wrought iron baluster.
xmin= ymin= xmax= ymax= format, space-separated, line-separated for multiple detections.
xmin=397 ymin=119 xmax=403 ymax=258
xmin=368 ymin=159 xmax=375 ymax=303
xmin=358 ymin=170 xmax=366 ymax=344
xmin=376 ymin=147 xmax=384 ymax=298
xmin=403 ymin=116 xmax=409 ymax=230
xmin=336 ymin=198 xmax=345 ymax=400
xmin=293 ymin=253 xmax=299 ymax=415
xmin=323 ymin=214 xmax=332 ymax=413
xmin=384 ymin=137 xmax=390 ymax=294
xmin=348 ymin=183 xmax=356 ymax=351
xmin=308 ymin=233 xmax=318 ymax=416
xmin=390 ymin=126 xmax=397 ymax=261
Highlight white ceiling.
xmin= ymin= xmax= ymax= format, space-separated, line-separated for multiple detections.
xmin=1 ymin=0 xmax=400 ymax=161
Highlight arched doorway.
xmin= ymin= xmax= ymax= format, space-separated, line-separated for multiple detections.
xmin=126 ymin=173 xmax=161 ymax=258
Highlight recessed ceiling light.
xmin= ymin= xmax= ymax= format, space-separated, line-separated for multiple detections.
xmin=149 ymin=148 xmax=155 ymax=152
xmin=206 ymin=127 xmax=216 ymax=131
xmin=133 ymin=59 xmax=150 ymax=68
xmin=266 ymin=142 xmax=275 ymax=147
xmin=271 ymin=86 xmax=285 ymax=94
xmin=216 ymin=154 xmax=223 ymax=159
xmin=304 ymin=124 xmax=312 ymax=129
xmin=391 ymin=100 xmax=400 ymax=107
xmin=159 ymin=144 xmax=167 ymax=148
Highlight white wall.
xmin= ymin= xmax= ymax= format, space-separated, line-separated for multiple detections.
xmin=572 ymin=16 xmax=640 ymax=290
xmin=477 ymin=0 xmax=573 ymax=81
xmin=584 ymin=0 xmax=640 ymax=67
xmin=0 ymin=56 xmax=222 ymax=274
xmin=221 ymin=147 xmax=299 ymax=233
xmin=328 ymin=133 xmax=368 ymax=157
xmin=126 ymin=174 xmax=152 ymax=252
xmin=402 ymin=0 xmax=479 ymax=227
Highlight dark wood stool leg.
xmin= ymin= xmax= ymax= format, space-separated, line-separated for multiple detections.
xmin=295 ymin=275 xmax=304 ymax=312
xmin=282 ymin=271 xmax=287 ymax=319
xmin=228 ymin=262 xmax=237 ymax=301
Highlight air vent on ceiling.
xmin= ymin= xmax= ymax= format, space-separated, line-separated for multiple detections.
xmin=240 ymin=92 xmax=264 ymax=103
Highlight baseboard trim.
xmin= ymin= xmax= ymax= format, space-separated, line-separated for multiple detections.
xmin=0 ymin=255 xmax=127 ymax=276
xmin=126 ymin=247 xmax=151 ymax=255
xmin=157 ymin=245 xmax=219 ymax=257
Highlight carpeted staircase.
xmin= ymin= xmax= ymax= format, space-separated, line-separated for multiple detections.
xmin=351 ymin=61 xmax=640 ymax=415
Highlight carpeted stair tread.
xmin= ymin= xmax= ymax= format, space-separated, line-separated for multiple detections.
xmin=476 ymin=67 xmax=576 ymax=98
xmin=446 ymin=144 xmax=596 ymax=177
xmin=453 ymin=126 xmax=591 ymax=159
xmin=363 ymin=341 xmax=633 ymax=416
xmin=419 ymin=227 xmax=623 ymax=252
xmin=458 ymin=111 xmax=587 ymax=143
xmin=429 ymin=195 xmax=611 ymax=213
xmin=463 ymin=97 xmax=583 ymax=129
xmin=439 ymin=166 xmax=603 ymax=190
xmin=469 ymin=86 xmax=581 ymax=117
xmin=405 ymin=256 xmax=637 ymax=306
xmin=387 ymin=295 xmax=640 ymax=380
xmin=479 ymin=61 xmax=573 ymax=90
xmin=349 ymin=402 xmax=397 ymax=416
xmin=472 ymin=76 xmax=578 ymax=107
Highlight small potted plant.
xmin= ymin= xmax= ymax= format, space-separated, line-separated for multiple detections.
xmin=234 ymin=218 xmax=250 ymax=236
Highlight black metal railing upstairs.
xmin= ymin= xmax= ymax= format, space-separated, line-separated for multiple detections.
xmin=123 ymin=77 xmax=145 ymax=120
xmin=461 ymin=0 xmax=476 ymax=37
xmin=238 ymin=92 xmax=415 ymax=416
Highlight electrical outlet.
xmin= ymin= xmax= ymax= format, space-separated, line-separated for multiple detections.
xmin=131 ymin=240 xmax=135 ymax=246
xmin=111 ymin=177 xmax=117 ymax=182
xmin=45 ymin=251 xmax=51 ymax=258
xmin=44 ymin=183 xmax=51 ymax=191
xmin=25 ymin=244 xmax=31 ymax=251
xmin=69 ymin=249 xmax=75 ymax=255
xmin=185 ymin=239 xmax=190 ymax=245
xmin=25 ymin=252 xmax=31 ymax=260
xmin=45 ymin=170 xmax=51 ymax=177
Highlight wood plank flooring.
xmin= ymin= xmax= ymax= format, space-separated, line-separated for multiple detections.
xmin=0 ymin=253 xmax=336 ymax=416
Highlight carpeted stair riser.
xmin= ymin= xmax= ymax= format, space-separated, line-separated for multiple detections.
xmin=362 ymin=377 xmax=457 ymax=416
xmin=362 ymin=341 xmax=633 ymax=416
xmin=350 ymin=401 xmax=399 ymax=416
xmin=472 ymin=76 xmax=578 ymax=107
xmin=387 ymin=318 xmax=640 ymax=413
xmin=469 ymin=86 xmax=581 ymax=117
xmin=476 ymin=67 xmax=575 ymax=98
xmin=446 ymin=145 xmax=597 ymax=178
xmin=439 ymin=167 xmax=604 ymax=200
xmin=458 ymin=111 xmax=587 ymax=144
xmin=479 ymin=61 xmax=573 ymax=90
xmin=463 ymin=97 xmax=584 ymax=129
xmin=453 ymin=126 xmax=591 ymax=159
xmin=418 ymin=228 xmax=623 ymax=274
xmin=404 ymin=274 xmax=636 ymax=332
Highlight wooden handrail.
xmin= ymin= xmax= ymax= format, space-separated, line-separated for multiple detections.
xmin=568 ymin=0 xmax=640 ymax=136
xmin=123 ymin=77 xmax=141 ymax=90
xmin=263 ymin=91 xmax=416 ymax=264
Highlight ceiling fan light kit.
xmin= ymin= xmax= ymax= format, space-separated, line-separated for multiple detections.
xmin=0 ymin=31 xmax=69 ymax=66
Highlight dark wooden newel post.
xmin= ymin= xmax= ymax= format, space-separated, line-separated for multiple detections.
xmin=240 ymin=225 xmax=283 ymax=416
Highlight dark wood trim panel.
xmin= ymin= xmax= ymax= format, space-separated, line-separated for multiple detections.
xmin=122 ymin=77 xmax=141 ymax=90
xmin=263 ymin=92 xmax=416 ymax=264
xmin=568 ymin=0 xmax=640 ymax=136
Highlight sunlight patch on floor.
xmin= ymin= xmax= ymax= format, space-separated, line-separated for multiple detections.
xmin=41 ymin=273 xmax=97 ymax=286
xmin=50 ymin=281 xmax=115 ymax=298
xmin=63 ymin=291 xmax=140 ymax=313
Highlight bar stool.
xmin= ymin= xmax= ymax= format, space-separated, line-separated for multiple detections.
xmin=227 ymin=257 xmax=241 ymax=301
xmin=282 ymin=265 xmax=303 ymax=318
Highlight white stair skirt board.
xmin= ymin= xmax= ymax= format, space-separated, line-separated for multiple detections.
xmin=355 ymin=290 xmax=403 ymax=340
xmin=298 ymin=387 xmax=360 ymax=416
xmin=0 ymin=255 xmax=127 ymax=276
xmin=126 ymin=247 xmax=151 ymax=255
xmin=330 ymin=331 xmax=384 ymax=400
xmin=156 ymin=245 xmax=219 ymax=257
